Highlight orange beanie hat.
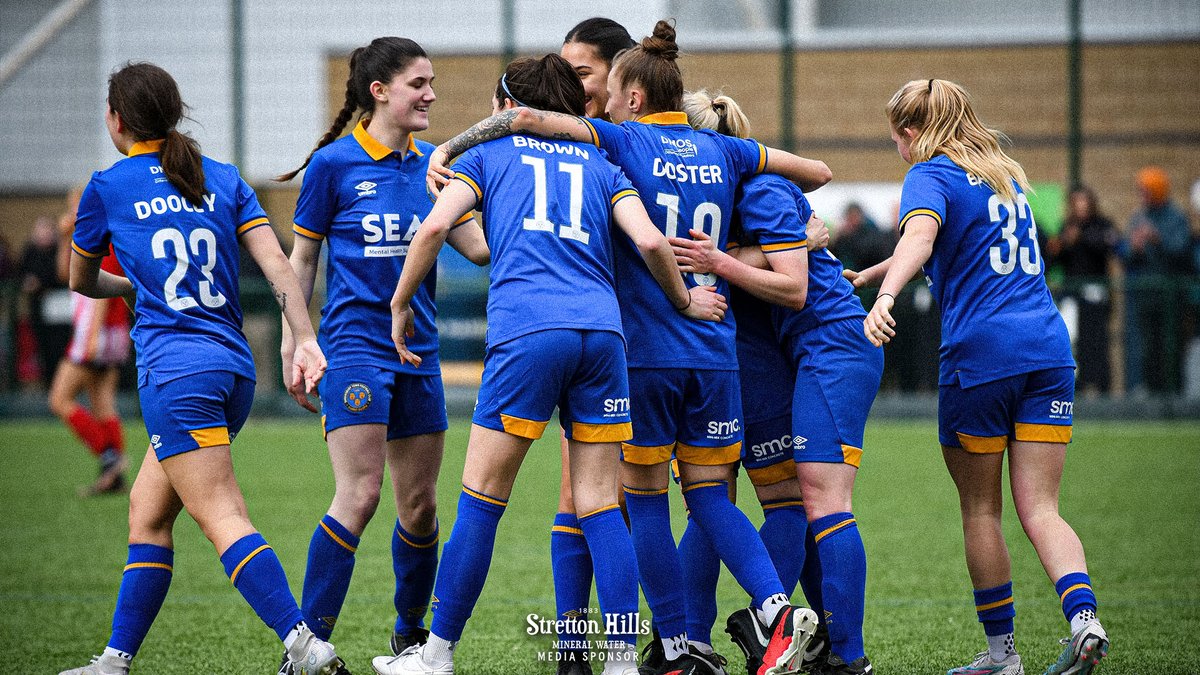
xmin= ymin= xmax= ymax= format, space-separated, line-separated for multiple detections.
xmin=1137 ymin=166 xmax=1170 ymax=204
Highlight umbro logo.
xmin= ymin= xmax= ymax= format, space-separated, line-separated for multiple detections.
xmin=150 ymin=434 xmax=162 ymax=449
xmin=354 ymin=180 xmax=377 ymax=195
xmin=793 ymin=436 xmax=808 ymax=450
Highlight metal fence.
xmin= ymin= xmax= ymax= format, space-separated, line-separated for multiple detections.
xmin=3 ymin=273 xmax=1199 ymax=418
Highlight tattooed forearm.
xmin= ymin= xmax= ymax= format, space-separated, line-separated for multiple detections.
xmin=445 ymin=110 xmax=520 ymax=159
xmin=269 ymin=279 xmax=287 ymax=312
xmin=444 ymin=108 xmax=593 ymax=159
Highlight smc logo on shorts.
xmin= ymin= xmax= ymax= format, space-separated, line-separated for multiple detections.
xmin=343 ymin=383 xmax=372 ymax=412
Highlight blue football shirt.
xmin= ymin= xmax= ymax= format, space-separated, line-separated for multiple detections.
xmin=581 ymin=113 xmax=766 ymax=370
xmin=451 ymin=134 xmax=636 ymax=347
xmin=898 ymin=155 xmax=1074 ymax=386
xmin=72 ymin=140 xmax=260 ymax=384
xmin=732 ymin=174 xmax=867 ymax=339
xmin=293 ymin=120 xmax=469 ymax=375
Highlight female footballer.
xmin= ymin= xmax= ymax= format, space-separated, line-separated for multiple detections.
xmin=676 ymin=89 xmax=883 ymax=675
xmin=277 ymin=37 xmax=489 ymax=667
xmin=371 ymin=53 xmax=722 ymax=675
xmin=424 ymin=21 xmax=832 ymax=675
xmin=61 ymin=62 xmax=338 ymax=675
xmin=856 ymin=78 xmax=1109 ymax=675
xmin=550 ymin=17 xmax=637 ymax=674
xmin=48 ymin=186 xmax=132 ymax=496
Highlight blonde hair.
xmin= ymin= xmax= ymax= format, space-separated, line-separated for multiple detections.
xmin=887 ymin=79 xmax=1029 ymax=202
xmin=683 ymin=89 xmax=751 ymax=139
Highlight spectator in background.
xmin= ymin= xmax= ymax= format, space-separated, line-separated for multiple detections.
xmin=19 ymin=215 xmax=72 ymax=388
xmin=1119 ymin=166 xmax=1194 ymax=395
xmin=0 ymin=232 xmax=17 ymax=281
xmin=832 ymin=202 xmax=894 ymax=272
xmin=1045 ymin=186 xmax=1118 ymax=396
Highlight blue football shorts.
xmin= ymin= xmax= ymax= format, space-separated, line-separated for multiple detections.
xmin=788 ymin=318 xmax=883 ymax=467
xmin=319 ymin=365 xmax=448 ymax=441
xmin=138 ymin=369 xmax=255 ymax=461
xmin=738 ymin=338 xmax=797 ymax=485
xmin=939 ymin=366 xmax=1075 ymax=453
xmin=622 ymin=367 xmax=742 ymax=467
xmin=473 ymin=328 xmax=632 ymax=442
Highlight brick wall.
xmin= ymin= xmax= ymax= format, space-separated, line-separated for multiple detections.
xmin=5 ymin=41 xmax=1196 ymax=248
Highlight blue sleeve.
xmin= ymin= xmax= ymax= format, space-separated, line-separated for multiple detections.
xmin=292 ymin=153 xmax=336 ymax=241
xmin=716 ymin=134 xmax=768 ymax=182
xmin=71 ymin=178 xmax=111 ymax=259
xmin=235 ymin=175 xmax=270 ymax=236
xmin=898 ymin=162 xmax=948 ymax=232
xmin=583 ymin=117 xmax=631 ymax=157
xmin=609 ymin=165 xmax=638 ymax=206
xmin=451 ymin=147 xmax=486 ymax=204
xmin=737 ymin=178 xmax=808 ymax=252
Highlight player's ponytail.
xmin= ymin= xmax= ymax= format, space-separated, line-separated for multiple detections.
xmin=611 ymin=19 xmax=684 ymax=114
xmin=683 ymin=89 xmax=751 ymax=139
xmin=495 ymin=54 xmax=586 ymax=116
xmin=107 ymin=62 xmax=207 ymax=206
xmin=886 ymin=78 xmax=1028 ymax=202
xmin=278 ymin=37 xmax=428 ymax=181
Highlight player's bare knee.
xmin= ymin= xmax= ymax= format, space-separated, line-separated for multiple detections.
xmin=47 ymin=391 xmax=72 ymax=419
xmin=127 ymin=500 xmax=175 ymax=545
xmin=397 ymin=488 xmax=437 ymax=534
xmin=1013 ymin=498 xmax=1061 ymax=533
xmin=335 ymin=483 xmax=382 ymax=525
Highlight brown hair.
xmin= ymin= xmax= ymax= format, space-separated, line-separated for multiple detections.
xmin=108 ymin=62 xmax=205 ymax=205
xmin=683 ymin=89 xmax=751 ymax=139
xmin=886 ymin=78 xmax=1029 ymax=202
xmin=494 ymin=54 xmax=586 ymax=116
xmin=279 ymin=37 xmax=428 ymax=181
xmin=611 ymin=20 xmax=683 ymax=114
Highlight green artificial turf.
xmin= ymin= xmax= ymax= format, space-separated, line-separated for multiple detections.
xmin=3 ymin=418 xmax=1197 ymax=674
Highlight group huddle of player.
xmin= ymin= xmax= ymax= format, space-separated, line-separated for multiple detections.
xmin=60 ymin=15 xmax=1109 ymax=675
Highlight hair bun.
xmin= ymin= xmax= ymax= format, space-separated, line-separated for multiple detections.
xmin=642 ymin=19 xmax=679 ymax=61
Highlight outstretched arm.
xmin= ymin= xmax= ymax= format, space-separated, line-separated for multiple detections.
xmin=762 ymin=147 xmax=832 ymax=193
xmin=392 ymin=180 xmax=478 ymax=363
xmin=863 ymin=215 xmax=937 ymax=347
xmin=428 ymin=109 xmax=595 ymax=194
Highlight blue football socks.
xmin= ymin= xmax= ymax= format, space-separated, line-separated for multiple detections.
xmin=679 ymin=515 xmax=720 ymax=646
xmin=759 ymin=498 xmax=808 ymax=597
xmin=393 ymin=517 xmax=439 ymax=635
xmin=301 ymin=514 xmax=360 ymax=641
xmin=578 ymin=504 xmax=640 ymax=649
xmin=429 ymin=487 xmax=507 ymax=641
xmin=220 ymin=532 xmax=305 ymax=641
xmin=811 ymin=512 xmax=867 ymax=663
xmin=623 ymin=486 xmax=688 ymax=642
xmin=551 ymin=512 xmax=594 ymax=649
xmin=108 ymin=544 xmax=174 ymax=657
xmin=683 ymin=481 xmax=785 ymax=617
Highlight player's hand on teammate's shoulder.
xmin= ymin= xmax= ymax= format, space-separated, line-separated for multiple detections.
xmin=391 ymin=303 xmax=423 ymax=367
xmin=426 ymin=145 xmax=455 ymax=197
xmin=681 ymin=285 xmax=727 ymax=323
xmin=807 ymin=214 xmax=830 ymax=251
xmin=289 ymin=339 xmax=326 ymax=413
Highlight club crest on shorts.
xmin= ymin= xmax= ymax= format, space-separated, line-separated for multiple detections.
xmin=343 ymin=382 xmax=372 ymax=412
